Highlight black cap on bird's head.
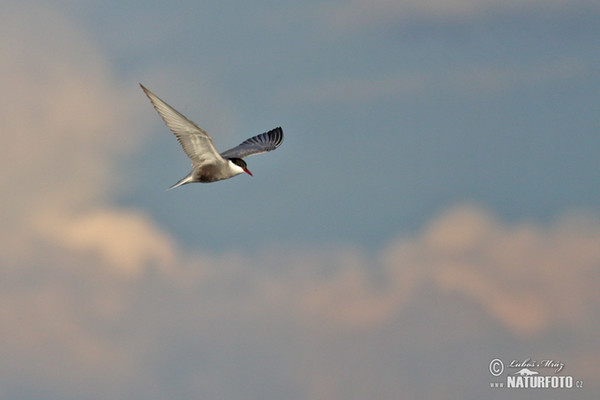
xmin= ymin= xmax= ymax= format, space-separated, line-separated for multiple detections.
xmin=229 ymin=158 xmax=252 ymax=176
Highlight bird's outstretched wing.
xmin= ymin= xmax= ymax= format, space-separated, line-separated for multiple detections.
xmin=140 ymin=84 xmax=221 ymax=166
xmin=220 ymin=127 xmax=284 ymax=159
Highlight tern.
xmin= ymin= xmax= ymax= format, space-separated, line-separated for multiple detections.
xmin=140 ymin=84 xmax=283 ymax=189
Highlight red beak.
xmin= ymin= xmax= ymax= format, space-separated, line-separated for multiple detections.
xmin=244 ymin=168 xmax=253 ymax=176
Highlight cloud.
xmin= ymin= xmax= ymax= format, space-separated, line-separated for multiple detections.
xmin=1 ymin=3 xmax=598 ymax=399
xmin=33 ymin=208 xmax=177 ymax=277
xmin=0 ymin=6 xmax=182 ymax=395
xmin=0 ymin=4 xmax=176 ymax=278
xmin=288 ymin=204 xmax=600 ymax=337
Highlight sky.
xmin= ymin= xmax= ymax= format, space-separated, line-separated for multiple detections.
xmin=1 ymin=0 xmax=599 ymax=399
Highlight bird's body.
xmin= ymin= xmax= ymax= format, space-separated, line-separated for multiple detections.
xmin=167 ymin=158 xmax=245 ymax=189
xmin=140 ymin=84 xmax=283 ymax=189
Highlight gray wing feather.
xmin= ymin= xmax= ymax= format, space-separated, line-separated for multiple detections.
xmin=220 ymin=127 xmax=284 ymax=159
xmin=140 ymin=84 xmax=221 ymax=166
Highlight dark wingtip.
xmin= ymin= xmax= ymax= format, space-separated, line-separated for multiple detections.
xmin=268 ymin=127 xmax=284 ymax=148
xmin=139 ymin=83 xmax=150 ymax=94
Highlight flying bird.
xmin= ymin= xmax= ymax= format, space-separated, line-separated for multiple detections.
xmin=140 ymin=84 xmax=283 ymax=189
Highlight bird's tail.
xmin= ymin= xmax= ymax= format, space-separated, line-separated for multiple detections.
xmin=167 ymin=171 xmax=195 ymax=190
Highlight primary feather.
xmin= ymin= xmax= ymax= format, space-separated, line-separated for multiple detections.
xmin=220 ymin=127 xmax=284 ymax=159
xmin=140 ymin=84 xmax=221 ymax=167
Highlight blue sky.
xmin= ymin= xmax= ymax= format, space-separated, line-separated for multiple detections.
xmin=1 ymin=1 xmax=599 ymax=399
xmin=98 ymin=0 xmax=600 ymax=250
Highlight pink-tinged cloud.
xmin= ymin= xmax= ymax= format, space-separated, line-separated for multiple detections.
xmin=292 ymin=205 xmax=600 ymax=336
xmin=1 ymin=3 xmax=598 ymax=398
xmin=0 ymin=4 xmax=178 ymax=279
xmin=33 ymin=209 xmax=177 ymax=277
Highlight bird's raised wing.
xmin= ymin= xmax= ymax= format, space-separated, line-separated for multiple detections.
xmin=140 ymin=84 xmax=221 ymax=166
xmin=220 ymin=127 xmax=283 ymax=159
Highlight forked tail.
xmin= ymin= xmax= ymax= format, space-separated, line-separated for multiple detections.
xmin=167 ymin=171 xmax=195 ymax=190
